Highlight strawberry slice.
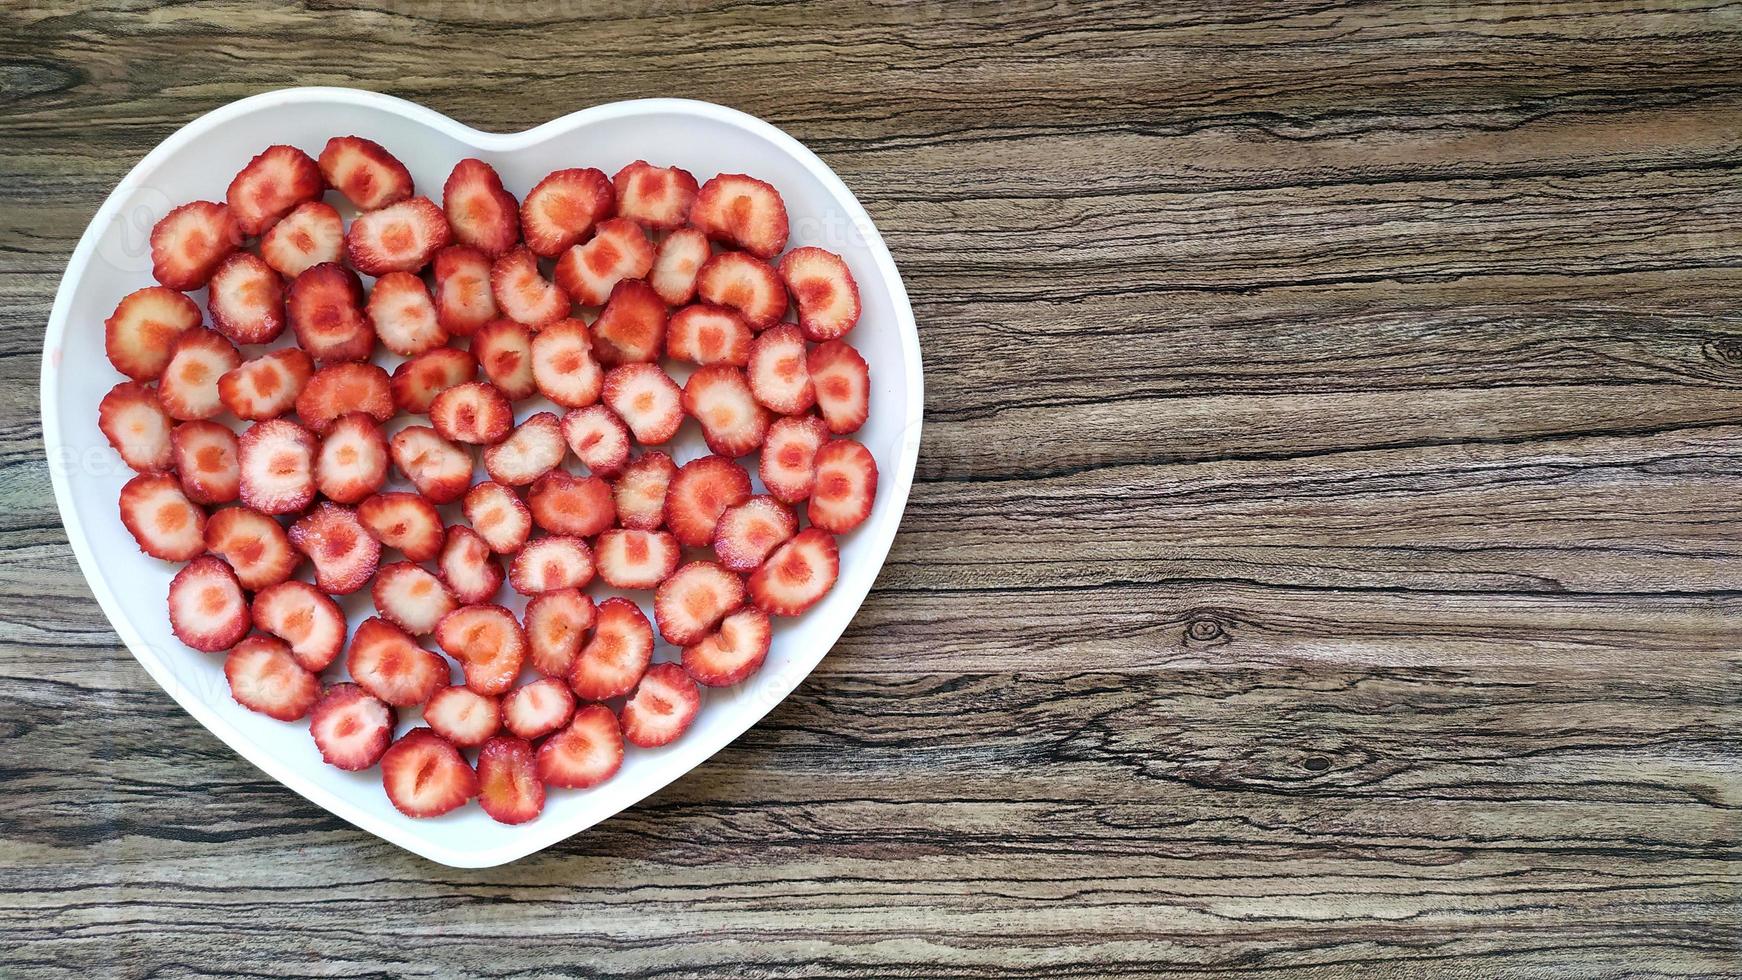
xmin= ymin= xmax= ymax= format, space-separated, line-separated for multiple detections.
xmin=525 ymin=588 xmax=594 ymax=678
xmin=560 ymin=405 xmax=630 ymax=476
xmin=391 ymin=347 xmax=476 ymax=415
xmin=649 ymin=227 xmax=710 ymax=306
xmin=431 ymin=245 xmax=500 ymax=336
xmin=653 ymin=560 xmax=745 ymax=645
xmin=567 ymin=597 xmax=653 ymax=701
xmin=461 ymin=481 xmax=532 ymax=553
xmin=664 ymin=454 xmax=751 ymax=547
xmin=438 ymin=525 xmax=505 ymax=604
xmin=435 ymin=604 xmax=527 ymax=696
xmin=595 ymin=528 xmax=680 ymax=590
xmin=357 ymin=491 xmax=444 ymax=562
xmin=809 ymin=439 xmax=878 ymax=534
xmin=422 ymin=686 xmax=501 ymax=748
xmin=759 ymin=414 xmax=830 ymax=503
xmin=471 ymin=318 xmax=536 ymax=400
xmin=99 ymin=382 xmax=174 ymax=474
xmin=690 ymin=173 xmax=788 ymax=259
xmin=509 ymin=536 xmax=595 ymax=595
xmin=171 ymin=420 xmax=241 ymax=505
xmin=682 ymin=606 xmax=772 ymax=687
xmin=167 ymin=556 xmax=249 ymax=652
xmin=613 ymin=451 xmax=676 ymax=531
xmin=780 ymin=246 xmax=861 ymax=341
xmin=682 ymin=365 xmax=770 ymax=457
xmin=251 ymin=580 xmax=346 ymax=671
xmin=712 ymin=495 xmax=797 ymax=572
xmin=527 ymin=471 xmax=615 ymax=538
xmin=366 ymin=271 xmax=447 ymax=357
xmin=348 ymin=617 xmax=451 ymax=707
xmin=219 ymin=347 xmax=315 ymax=421
xmin=430 ymin=381 xmax=513 ymax=445
xmin=225 ymin=635 xmax=320 ymax=721
xmin=372 ymin=561 xmax=458 ymax=636
xmin=346 ymin=197 xmax=452 ymax=276
xmin=749 ymin=528 xmax=839 ymax=616
xmin=746 ymin=324 xmax=815 ymax=415
xmin=287 ymin=262 xmax=372 ymax=364
xmin=159 ymin=329 xmax=242 ymax=421
xmin=442 ymin=158 xmax=520 ymax=257
xmin=226 ymin=144 xmax=324 ymax=236
xmin=388 ymin=425 xmax=473 ymax=504
xmin=620 ymin=662 xmax=702 ymax=748
xmin=483 ymin=412 xmax=565 ymax=486
xmin=205 ymin=505 xmax=298 ymax=590
xmin=553 ymin=217 xmax=653 ymax=306
xmin=237 ymin=418 xmax=317 ymax=515
xmin=207 ymin=247 xmax=288 ymax=342
xmin=665 ymin=303 xmax=751 ymax=366
xmin=381 ymin=728 xmax=477 ymax=818
xmin=807 ymin=340 xmax=870 ymax=434
xmin=476 ymin=736 xmax=545 ymax=825
xmin=591 ymin=279 xmax=667 ymax=366
xmin=536 ymin=703 xmax=624 ymax=789
xmin=601 ymin=364 xmax=683 ymax=446
xmin=612 ymin=161 xmax=698 ymax=230
xmin=502 ymin=677 xmax=576 ymax=741
xmin=318 ymin=136 xmax=414 ymax=211
xmin=295 ymin=362 xmax=392 ymax=434
xmin=529 ymin=318 xmax=603 ymax=408
xmin=289 ymin=502 xmax=380 ymax=595
xmin=489 ymin=245 xmax=569 ymax=326
xmin=314 ymin=412 xmax=389 ymax=504
xmin=695 ymin=251 xmax=787 ymax=330
xmin=120 ymin=473 xmax=206 ymax=560
xmin=105 ymin=287 xmax=199 ymax=381
xmin=309 ymin=683 xmax=397 ymax=770
xmin=521 ymin=167 xmax=614 ymax=257
xmin=260 ymin=201 xmax=343 ymax=278
xmin=150 ymin=201 xmax=242 ymax=290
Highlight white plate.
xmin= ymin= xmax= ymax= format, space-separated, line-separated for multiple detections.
xmin=40 ymin=87 xmax=922 ymax=867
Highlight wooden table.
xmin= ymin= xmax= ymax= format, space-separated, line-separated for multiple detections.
xmin=3 ymin=2 xmax=1737 ymax=977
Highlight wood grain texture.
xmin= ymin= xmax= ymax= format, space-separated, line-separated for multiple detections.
xmin=1 ymin=1 xmax=1739 ymax=977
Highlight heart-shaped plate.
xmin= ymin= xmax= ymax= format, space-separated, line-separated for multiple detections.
xmin=40 ymin=87 xmax=922 ymax=867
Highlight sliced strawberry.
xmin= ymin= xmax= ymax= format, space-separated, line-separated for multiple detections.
xmin=219 ymin=347 xmax=315 ymax=421
xmin=654 ymin=561 xmax=745 ymax=645
xmin=237 ymin=418 xmax=317 ymax=515
xmin=357 ymin=491 xmax=444 ymax=562
xmin=346 ymin=196 xmax=452 ymax=276
xmin=620 ymin=661 xmax=701 ymax=748
xmin=483 ymin=412 xmax=565 ymax=486
xmin=712 ymin=495 xmax=797 ymax=572
xmin=502 ymin=677 xmax=576 ymax=741
xmin=438 ymin=525 xmax=505 ymax=604
xmin=313 ymin=412 xmax=389 ymax=504
xmin=664 ymin=454 xmax=751 ymax=548
xmin=309 ymin=683 xmax=397 ymax=770
xmin=380 ymin=728 xmax=477 ymax=818
xmin=430 ymin=381 xmax=512 ymax=445
xmin=600 ymin=363 xmax=683 ymax=446
xmin=521 ymin=167 xmax=614 ymax=257
xmin=808 ymin=340 xmax=870 ymax=434
xmin=809 ymin=439 xmax=879 ymax=534
xmin=649 ymin=227 xmax=711 ymax=306
xmin=171 ymin=420 xmax=241 ymax=505
xmin=682 ymin=606 xmax=772 ymax=687
xmin=207 ymin=251 xmax=287 ymax=344
xmin=366 ymin=271 xmax=446 ymax=356
xmin=612 ymin=161 xmax=699 ymax=230
xmin=476 ymin=736 xmax=544 ymax=825
xmin=665 ymin=303 xmax=751 ymax=366
xmin=388 ymin=425 xmax=473 ymax=504
xmin=560 ymin=405 xmax=630 ymax=477
xmin=289 ymin=502 xmax=380 ymax=595
xmin=613 ymin=451 xmax=676 ymax=531
xmin=391 ymin=346 xmax=476 ymax=415
xmin=226 ymin=144 xmax=324 ymax=237
xmin=99 ymin=382 xmax=174 ymax=473
xmin=568 ymin=597 xmax=652 ymax=701
xmin=286 ymin=262 xmax=372 ymax=364
xmin=251 ymin=580 xmax=346 ymax=671
xmin=158 ymin=329 xmax=242 ymax=421
xmin=295 ymin=361 xmax=392 ymax=434
xmin=553 ymin=217 xmax=653 ymax=306
xmin=690 ymin=174 xmax=788 ymax=259
xmin=747 ymin=324 xmax=815 ymax=414
xmin=120 ymin=473 xmax=206 ymax=560
xmin=749 ymin=528 xmax=839 ymax=616
xmin=422 ymin=686 xmax=501 ymax=748
xmin=431 ymin=245 xmax=499 ymax=337
xmin=527 ymin=471 xmax=616 ymax=537
xmin=461 ymin=480 xmax=532 ymax=554
xmin=695 ymin=251 xmax=787 ymax=330
xmin=167 ymin=556 xmax=248 ymax=652
xmin=529 ymin=318 xmax=603 ymax=408
xmin=372 ymin=561 xmax=458 ymax=636
xmin=591 ymin=278 xmax=666 ymax=366
xmin=509 ymin=535 xmax=595 ymax=595
xmin=489 ymin=245 xmax=569 ymax=326
xmin=682 ymin=365 xmax=770 ymax=457
xmin=595 ymin=528 xmax=680 ymax=590
xmin=435 ymin=604 xmax=527 ymax=696
xmin=225 ymin=635 xmax=320 ymax=721
xmin=442 ymin=158 xmax=520 ymax=257
xmin=780 ymin=246 xmax=861 ymax=341
xmin=259 ymin=200 xmax=343 ymax=279
xmin=525 ymin=588 xmax=594 ymax=678
xmin=536 ymin=703 xmax=623 ymax=789
xmin=759 ymin=414 xmax=830 ymax=503
xmin=318 ymin=136 xmax=413 ymax=211
xmin=150 ymin=201 xmax=242 ymax=290
xmin=105 ymin=287 xmax=199 ymax=381
xmin=205 ymin=505 xmax=298 ymax=590
xmin=470 ymin=318 xmax=536 ymax=401
xmin=348 ymin=617 xmax=451 ymax=707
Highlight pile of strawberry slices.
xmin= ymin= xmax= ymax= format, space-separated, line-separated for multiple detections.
xmin=98 ymin=135 xmax=877 ymax=825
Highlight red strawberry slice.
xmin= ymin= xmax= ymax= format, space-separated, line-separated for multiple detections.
xmin=664 ymin=454 xmax=751 ymax=547
xmin=521 ymin=167 xmax=614 ymax=257
xmin=435 ymin=604 xmax=527 ymax=696
xmin=309 ymin=683 xmax=397 ymax=771
xmin=289 ymin=501 xmax=380 ymax=595
xmin=595 ymin=528 xmax=680 ymax=590
xmin=695 ymin=251 xmax=787 ymax=330
xmin=287 ymin=262 xmax=373 ymax=364
xmin=431 ymin=245 xmax=499 ymax=337
xmin=749 ymin=527 xmax=839 ymax=616
xmin=653 ymin=560 xmax=745 ymax=646
xmin=759 ymin=414 xmax=830 ymax=503
xmin=390 ymin=347 xmax=476 ymax=415
xmin=260 ymin=200 xmax=343 ymax=279
xmin=525 ymin=588 xmax=594 ymax=678
xmin=442 ymin=158 xmax=520 ymax=257
xmin=314 ymin=411 xmax=389 ymax=504
xmin=591 ymin=279 xmax=667 ymax=366
xmin=779 ymin=246 xmax=861 ymax=341
xmin=490 ymin=245 xmax=570 ymax=326
xmin=105 ymin=287 xmax=199 ymax=381
xmin=251 ymin=580 xmax=346 ymax=671
xmin=689 ymin=173 xmax=788 ymax=259
xmin=567 ymin=597 xmax=652 ymax=701
xmin=502 ymin=677 xmax=576 ymax=741
xmin=422 ymin=686 xmax=501 ymax=748
xmin=438 ymin=525 xmax=505 ymax=604
xmin=345 ymin=196 xmax=452 ymax=276
xmin=372 ymin=561 xmax=458 ymax=636
xmin=559 ymin=405 xmax=630 ymax=477
xmin=461 ymin=481 xmax=532 ymax=554
xmin=237 ymin=418 xmax=317 ymax=515
xmin=366 ymin=271 xmax=447 ymax=357
xmin=682 ymin=606 xmax=773 ymax=687
xmin=158 ymin=329 xmax=242 ymax=421
xmin=120 ymin=473 xmax=206 ymax=560
xmin=601 ymin=364 xmax=683 ymax=446
xmin=430 ymin=381 xmax=512 ymax=445
xmin=205 ymin=505 xmax=298 ymax=590
xmin=809 ymin=438 xmax=878 ymax=534
xmin=712 ymin=495 xmax=797 ymax=572
xmin=613 ymin=451 xmax=676 ymax=531
xmin=318 ymin=135 xmax=413 ymax=211
xmin=348 ymin=617 xmax=451 ymax=707
xmin=553 ymin=217 xmax=653 ymax=306
xmin=649 ymin=227 xmax=711 ymax=306
xmin=381 ymin=728 xmax=477 ymax=818
xmin=295 ymin=362 xmax=392 ymax=435
xmin=219 ymin=347 xmax=314 ymax=421
xmin=476 ymin=736 xmax=545 ymax=825
xmin=682 ymin=365 xmax=770 ymax=457
xmin=620 ymin=661 xmax=701 ymax=748
xmin=807 ymin=340 xmax=870 ymax=434
xmin=150 ymin=201 xmax=242 ymax=290
xmin=226 ymin=144 xmax=324 ymax=237
xmin=483 ymin=412 xmax=565 ymax=486
xmin=509 ymin=535 xmax=595 ymax=595
xmin=225 ymin=635 xmax=320 ymax=721
xmin=388 ymin=425 xmax=473 ymax=504
xmin=529 ymin=318 xmax=603 ymax=408
xmin=171 ymin=420 xmax=241 ymax=505
xmin=471 ymin=318 xmax=536 ymax=401
xmin=536 ymin=703 xmax=623 ymax=789
xmin=167 ymin=556 xmax=248 ymax=652
xmin=357 ymin=492 xmax=445 ymax=562
xmin=527 ymin=471 xmax=616 ymax=538
xmin=99 ymin=382 xmax=174 ymax=474
xmin=747 ymin=324 xmax=816 ymax=415
xmin=665 ymin=303 xmax=751 ymax=366
xmin=612 ymin=161 xmax=699 ymax=230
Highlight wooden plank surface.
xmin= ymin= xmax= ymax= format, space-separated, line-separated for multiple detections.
xmin=2 ymin=1 xmax=1739 ymax=977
